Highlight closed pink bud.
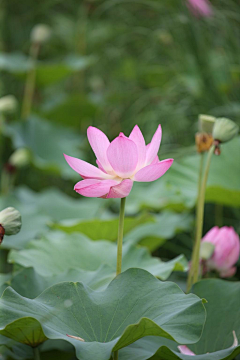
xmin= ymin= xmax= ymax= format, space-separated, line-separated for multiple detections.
xmin=202 ymin=226 xmax=240 ymax=277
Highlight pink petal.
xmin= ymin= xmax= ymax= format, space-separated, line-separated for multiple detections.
xmin=129 ymin=125 xmax=146 ymax=170
xmin=107 ymin=134 xmax=138 ymax=178
xmin=178 ymin=345 xmax=195 ymax=356
xmin=64 ymin=154 xmax=113 ymax=180
xmin=96 ymin=159 xmax=107 ymax=173
xmin=107 ymin=179 xmax=133 ymax=198
xmin=134 ymin=158 xmax=173 ymax=182
xmin=74 ymin=179 xmax=119 ymax=197
xmin=87 ymin=126 xmax=112 ymax=173
xmin=145 ymin=125 xmax=162 ymax=165
xmin=150 ymin=155 xmax=159 ymax=165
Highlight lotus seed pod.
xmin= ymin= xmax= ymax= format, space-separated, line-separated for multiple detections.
xmin=212 ymin=117 xmax=239 ymax=143
xmin=9 ymin=148 xmax=31 ymax=168
xmin=0 ymin=207 xmax=22 ymax=239
xmin=30 ymin=24 xmax=51 ymax=44
xmin=195 ymin=132 xmax=213 ymax=153
xmin=199 ymin=114 xmax=216 ymax=133
xmin=0 ymin=95 xmax=18 ymax=114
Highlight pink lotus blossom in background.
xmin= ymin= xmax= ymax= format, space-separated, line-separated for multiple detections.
xmin=187 ymin=0 xmax=213 ymax=17
xmin=202 ymin=226 xmax=240 ymax=278
xmin=64 ymin=125 xmax=173 ymax=198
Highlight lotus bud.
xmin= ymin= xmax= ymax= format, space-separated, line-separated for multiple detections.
xmin=212 ymin=117 xmax=239 ymax=143
xmin=201 ymin=226 xmax=240 ymax=278
xmin=9 ymin=148 xmax=31 ymax=168
xmin=0 ymin=207 xmax=22 ymax=244
xmin=30 ymin=24 xmax=51 ymax=44
xmin=198 ymin=114 xmax=216 ymax=134
xmin=0 ymin=95 xmax=18 ymax=114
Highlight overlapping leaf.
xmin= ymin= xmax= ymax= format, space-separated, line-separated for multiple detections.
xmin=0 ymin=269 xmax=206 ymax=360
xmin=121 ymin=279 xmax=240 ymax=360
xmin=8 ymin=231 xmax=188 ymax=279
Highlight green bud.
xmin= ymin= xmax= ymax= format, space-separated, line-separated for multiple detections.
xmin=200 ymin=242 xmax=215 ymax=260
xmin=9 ymin=148 xmax=31 ymax=168
xmin=0 ymin=207 xmax=22 ymax=236
xmin=199 ymin=114 xmax=216 ymax=134
xmin=212 ymin=117 xmax=239 ymax=143
xmin=0 ymin=95 xmax=18 ymax=114
xmin=31 ymin=24 xmax=51 ymax=44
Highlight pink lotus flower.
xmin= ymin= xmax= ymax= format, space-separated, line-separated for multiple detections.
xmin=202 ymin=226 xmax=240 ymax=278
xmin=187 ymin=0 xmax=213 ymax=17
xmin=64 ymin=125 xmax=173 ymax=198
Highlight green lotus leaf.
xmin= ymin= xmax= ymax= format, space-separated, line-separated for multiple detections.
xmin=52 ymin=211 xmax=192 ymax=252
xmin=0 ymin=269 xmax=206 ymax=360
xmin=8 ymin=231 xmax=188 ymax=280
xmin=50 ymin=214 xmax=153 ymax=242
xmin=0 ymin=187 xmax=108 ymax=250
xmin=3 ymin=116 xmax=84 ymax=179
xmin=123 ymin=279 xmax=240 ymax=360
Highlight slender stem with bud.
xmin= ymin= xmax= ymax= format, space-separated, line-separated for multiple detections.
xmin=21 ymin=43 xmax=40 ymax=119
xmin=187 ymin=145 xmax=214 ymax=292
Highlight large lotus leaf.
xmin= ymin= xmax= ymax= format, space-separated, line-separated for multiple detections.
xmin=0 ymin=187 xmax=108 ymax=250
xmin=8 ymin=231 xmax=188 ymax=279
xmin=0 ymin=269 xmax=206 ymax=360
xmin=51 ymin=214 xmax=154 ymax=241
xmin=6 ymin=265 xmax=115 ymax=298
xmin=4 ymin=116 xmax=83 ymax=179
xmin=125 ymin=279 xmax=240 ymax=360
xmin=129 ymin=137 xmax=240 ymax=211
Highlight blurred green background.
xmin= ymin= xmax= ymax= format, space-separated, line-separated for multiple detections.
xmin=0 ymin=0 xmax=240 ymax=267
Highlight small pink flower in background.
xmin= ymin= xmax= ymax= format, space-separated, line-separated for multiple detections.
xmin=202 ymin=226 xmax=240 ymax=278
xmin=187 ymin=0 xmax=213 ymax=17
xmin=64 ymin=125 xmax=173 ymax=199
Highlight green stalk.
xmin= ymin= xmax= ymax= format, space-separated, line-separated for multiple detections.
xmin=187 ymin=145 xmax=214 ymax=292
xmin=116 ymin=197 xmax=126 ymax=276
xmin=21 ymin=42 xmax=40 ymax=119
xmin=114 ymin=197 xmax=126 ymax=360
xmin=33 ymin=347 xmax=41 ymax=360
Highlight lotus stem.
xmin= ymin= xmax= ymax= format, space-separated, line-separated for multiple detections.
xmin=21 ymin=42 xmax=40 ymax=119
xmin=187 ymin=145 xmax=214 ymax=291
xmin=33 ymin=347 xmax=41 ymax=360
xmin=116 ymin=197 xmax=126 ymax=276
